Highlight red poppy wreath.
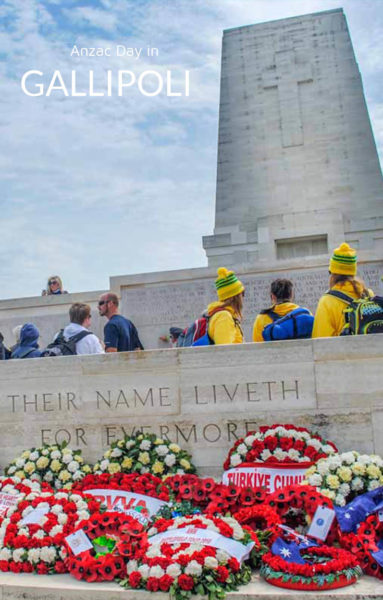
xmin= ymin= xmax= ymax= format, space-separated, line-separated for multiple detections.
xmin=265 ymin=484 xmax=339 ymax=543
xmin=261 ymin=545 xmax=362 ymax=590
xmin=340 ymin=513 xmax=383 ymax=580
xmin=65 ymin=512 xmax=148 ymax=582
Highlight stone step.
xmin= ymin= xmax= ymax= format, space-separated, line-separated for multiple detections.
xmin=0 ymin=573 xmax=381 ymax=600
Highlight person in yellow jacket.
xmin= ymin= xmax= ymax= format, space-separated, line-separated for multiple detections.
xmin=207 ymin=268 xmax=244 ymax=345
xmin=312 ymin=242 xmax=372 ymax=338
xmin=252 ymin=279 xmax=302 ymax=342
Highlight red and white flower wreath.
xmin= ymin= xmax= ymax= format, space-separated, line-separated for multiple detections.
xmin=65 ymin=512 xmax=149 ymax=582
xmin=0 ymin=490 xmax=100 ymax=574
xmin=261 ymin=545 xmax=362 ymax=590
xmin=122 ymin=515 xmax=257 ymax=597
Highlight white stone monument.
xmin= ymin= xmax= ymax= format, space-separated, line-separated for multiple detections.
xmin=203 ymin=9 xmax=383 ymax=266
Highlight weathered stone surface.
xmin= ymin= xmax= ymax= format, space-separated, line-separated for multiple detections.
xmin=0 ymin=573 xmax=382 ymax=600
xmin=0 ymin=337 xmax=381 ymax=477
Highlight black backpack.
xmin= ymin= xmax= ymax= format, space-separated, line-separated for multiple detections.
xmin=41 ymin=330 xmax=92 ymax=357
xmin=326 ymin=291 xmax=383 ymax=335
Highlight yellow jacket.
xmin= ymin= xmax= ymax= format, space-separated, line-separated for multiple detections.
xmin=207 ymin=301 xmax=243 ymax=345
xmin=312 ymin=281 xmax=373 ymax=338
xmin=252 ymin=302 xmax=300 ymax=342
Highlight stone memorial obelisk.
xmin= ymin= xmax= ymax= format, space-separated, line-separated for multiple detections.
xmin=203 ymin=8 xmax=383 ymax=266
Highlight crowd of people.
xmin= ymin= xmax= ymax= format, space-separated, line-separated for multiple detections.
xmin=0 ymin=242 xmax=380 ymax=359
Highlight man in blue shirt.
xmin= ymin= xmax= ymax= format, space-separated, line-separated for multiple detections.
xmin=98 ymin=293 xmax=144 ymax=352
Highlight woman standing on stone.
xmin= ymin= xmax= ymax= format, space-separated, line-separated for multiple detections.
xmin=41 ymin=275 xmax=68 ymax=296
xmin=312 ymin=242 xmax=373 ymax=337
xmin=205 ymin=267 xmax=244 ymax=344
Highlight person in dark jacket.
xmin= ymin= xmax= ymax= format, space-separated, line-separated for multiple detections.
xmin=11 ymin=323 xmax=42 ymax=359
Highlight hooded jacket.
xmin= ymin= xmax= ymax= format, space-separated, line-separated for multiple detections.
xmin=207 ymin=301 xmax=243 ymax=345
xmin=312 ymin=280 xmax=374 ymax=338
xmin=62 ymin=323 xmax=104 ymax=355
xmin=252 ymin=302 xmax=300 ymax=342
xmin=11 ymin=323 xmax=41 ymax=359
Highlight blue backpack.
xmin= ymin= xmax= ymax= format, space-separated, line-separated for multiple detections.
xmin=262 ymin=307 xmax=314 ymax=341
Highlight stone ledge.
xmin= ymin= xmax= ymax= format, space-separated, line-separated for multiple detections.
xmin=0 ymin=573 xmax=381 ymax=600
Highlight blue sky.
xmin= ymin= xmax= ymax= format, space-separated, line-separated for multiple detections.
xmin=0 ymin=0 xmax=382 ymax=299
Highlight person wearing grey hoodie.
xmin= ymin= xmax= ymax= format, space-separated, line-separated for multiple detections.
xmin=11 ymin=323 xmax=42 ymax=359
xmin=62 ymin=303 xmax=104 ymax=355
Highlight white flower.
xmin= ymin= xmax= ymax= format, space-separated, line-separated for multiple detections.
xmin=273 ymin=449 xmax=287 ymax=461
xmin=72 ymin=470 xmax=83 ymax=481
xmin=7 ymin=466 xmax=17 ymax=474
xmin=29 ymin=451 xmax=39 ymax=461
xmin=146 ymin=545 xmax=162 ymax=558
xmin=139 ymin=440 xmax=151 ymax=451
xmin=308 ymin=474 xmax=322 ymax=487
xmin=323 ymin=444 xmax=335 ymax=455
xmin=341 ymin=452 xmax=356 ymax=465
xmin=204 ymin=556 xmax=218 ymax=569
xmin=317 ymin=461 xmax=330 ymax=476
xmin=230 ymin=454 xmax=242 ymax=467
xmin=27 ymin=548 xmax=41 ymax=563
xmin=49 ymin=525 xmax=63 ymax=537
xmin=166 ymin=563 xmax=181 ymax=578
xmin=260 ymin=449 xmax=272 ymax=461
xmin=55 ymin=492 xmax=67 ymax=500
xmin=18 ymin=527 xmax=30 ymax=537
xmin=185 ymin=560 xmax=202 ymax=576
xmin=15 ymin=458 xmax=25 ymax=468
xmin=100 ymin=459 xmax=110 ymax=471
xmin=149 ymin=565 xmax=165 ymax=578
xmin=357 ymin=454 xmax=371 ymax=465
xmin=0 ymin=548 xmax=12 ymax=561
xmin=51 ymin=450 xmax=61 ymax=460
xmin=51 ymin=505 xmax=63 ymax=515
xmin=165 ymin=453 xmax=176 ymax=467
xmin=62 ymin=453 xmax=72 ymax=464
xmin=244 ymin=435 xmax=256 ymax=447
xmin=350 ymin=477 xmax=364 ymax=491
xmin=33 ymin=530 xmax=45 ymax=539
xmin=368 ymin=479 xmax=380 ymax=491
xmin=307 ymin=438 xmax=321 ymax=451
xmin=216 ymin=549 xmax=230 ymax=563
xmin=13 ymin=548 xmax=25 ymax=563
xmin=236 ymin=443 xmax=247 ymax=456
xmin=67 ymin=460 xmax=80 ymax=473
xmin=155 ymin=445 xmax=169 ymax=457
xmin=126 ymin=560 xmax=138 ymax=574
xmin=43 ymin=472 xmax=54 ymax=482
xmin=288 ymin=449 xmax=300 ymax=461
xmin=37 ymin=502 xmax=50 ymax=512
xmin=30 ymin=473 xmax=42 ymax=481
xmin=40 ymin=546 xmax=57 ymax=563
xmin=138 ymin=564 xmax=150 ymax=579
xmin=125 ymin=440 xmax=136 ymax=450
xmin=335 ymin=494 xmax=346 ymax=506
xmin=140 ymin=467 xmax=149 ymax=474
xmin=111 ymin=448 xmax=122 ymax=458
xmin=77 ymin=510 xmax=90 ymax=521
xmin=328 ymin=456 xmax=342 ymax=470
xmin=339 ymin=483 xmax=350 ymax=496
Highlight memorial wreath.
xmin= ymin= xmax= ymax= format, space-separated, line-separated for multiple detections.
xmin=5 ymin=442 xmax=92 ymax=489
xmin=94 ymin=432 xmax=196 ymax=477
xmin=265 ymin=484 xmax=338 ymax=542
xmin=65 ymin=512 xmax=148 ymax=582
xmin=304 ymin=451 xmax=383 ymax=506
xmin=164 ymin=474 xmax=266 ymax=515
xmin=340 ymin=513 xmax=383 ymax=580
xmin=121 ymin=514 xmax=256 ymax=599
xmin=233 ymin=505 xmax=282 ymax=544
xmin=224 ymin=424 xmax=337 ymax=469
xmin=261 ymin=544 xmax=362 ymax=590
xmin=72 ymin=472 xmax=170 ymax=501
xmin=0 ymin=490 xmax=99 ymax=574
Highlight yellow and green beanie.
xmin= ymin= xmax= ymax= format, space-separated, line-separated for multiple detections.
xmin=329 ymin=242 xmax=357 ymax=276
xmin=215 ymin=267 xmax=244 ymax=301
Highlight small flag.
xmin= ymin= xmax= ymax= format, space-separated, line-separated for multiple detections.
xmin=271 ymin=537 xmax=306 ymax=564
xmin=308 ymin=505 xmax=336 ymax=541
